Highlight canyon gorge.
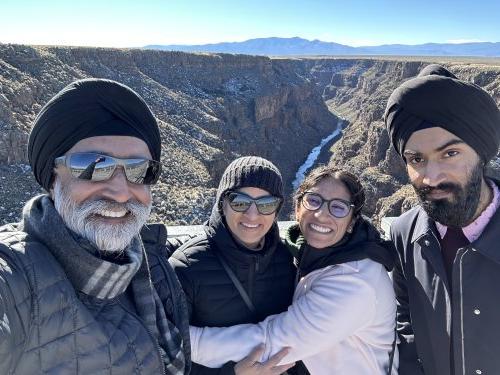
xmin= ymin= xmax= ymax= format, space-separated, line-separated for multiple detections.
xmin=1 ymin=44 xmax=499 ymax=226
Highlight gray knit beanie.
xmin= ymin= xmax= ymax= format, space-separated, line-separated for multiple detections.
xmin=215 ymin=156 xmax=284 ymax=209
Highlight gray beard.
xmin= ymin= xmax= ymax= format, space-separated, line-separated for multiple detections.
xmin=53 ymin=178 xmax=151 ymax=252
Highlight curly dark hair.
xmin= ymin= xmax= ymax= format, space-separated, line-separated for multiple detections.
xmin=294 ymin=165 xmax=365 ymax=217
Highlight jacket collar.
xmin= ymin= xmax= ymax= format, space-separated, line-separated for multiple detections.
xmin=409 ymin=179 xmax=500 ymax=286
xmin=285 ymin=217 xmax=396 ymax=276
xmin=411 ymin=179 xmax=500 ymax=263
xmin=410 ymin=206 xmax=440 ymax=244
xmin=472 ymin=198 xmax=500 ymax=263
xmin=409 ymin=206 xmax=450 ymax=286
xmin=204 ymin=209 xmax=280 ymax=271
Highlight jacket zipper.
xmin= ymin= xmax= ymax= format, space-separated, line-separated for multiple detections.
xmin=247 ymin=257 xmax=258 ymax=302
xmin=457 ymin=247 xmax=471 ymax=375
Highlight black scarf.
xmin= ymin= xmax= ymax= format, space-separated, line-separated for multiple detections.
xmin=284 ymin=217 xmax=396 ymax=277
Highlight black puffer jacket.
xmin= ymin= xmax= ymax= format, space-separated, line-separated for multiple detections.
xmin=169 ymin=213 xmax=296 ymax=375
xmin=0 ymin=222 xmax=190 ymax=375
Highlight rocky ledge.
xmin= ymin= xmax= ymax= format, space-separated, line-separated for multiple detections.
xmin=1 ymin=46 xmax=498 ymax=226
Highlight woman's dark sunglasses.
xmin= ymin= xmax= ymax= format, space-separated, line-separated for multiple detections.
xmin=54 ymin=152 xmax=161 ymax=185
xmin=225 ymin=191 xmax=282 ymax=215
xmin=301 ymin=192 xmax=354 ymax=218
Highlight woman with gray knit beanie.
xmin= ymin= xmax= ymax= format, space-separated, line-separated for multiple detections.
xmin=169 ymin=156 xmax=299 ymax=375
xmin=189 ymin=165 xmax=399 ymax=375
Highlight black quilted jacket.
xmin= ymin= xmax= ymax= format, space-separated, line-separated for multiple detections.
xmin=169 ymin=214 xmax=296 ymax=375
xmin=0 ymin=223 xmax=190 ymax=375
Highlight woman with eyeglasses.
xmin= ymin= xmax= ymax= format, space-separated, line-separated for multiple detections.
xmin=169 ymin=156 xmax=298 ymax=375
xmin=189 ymin=166 xmax=398 ymax=375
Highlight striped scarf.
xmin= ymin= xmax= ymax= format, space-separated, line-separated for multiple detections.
xmin=22 ymin=195 xmax=186 ymax=374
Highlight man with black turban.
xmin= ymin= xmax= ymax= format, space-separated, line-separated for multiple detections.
xmin=0 ymin=79 xmax=191 ymax=374
xmin=384 ymin=64 xmax=500 ymax=375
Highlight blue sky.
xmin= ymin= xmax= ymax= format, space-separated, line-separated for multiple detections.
xmin=1 ymin=0 xmax=499 ymax=48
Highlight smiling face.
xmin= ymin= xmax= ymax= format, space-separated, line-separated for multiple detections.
xmin=296 ymin=177 xmax=355 ymax=249
xmin=222 ymin=187 xmax=277 ymax=250
xmin=404 ymin=127 xmax=490 ymax=227
xmin=51 ymin=135 xmax=153 ymax=252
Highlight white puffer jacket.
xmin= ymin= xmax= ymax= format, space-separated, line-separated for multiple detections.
xmin=190 ymin=258 xmax=398 ymax=374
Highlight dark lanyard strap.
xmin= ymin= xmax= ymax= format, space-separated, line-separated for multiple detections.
xmin=212 ymin=249 xmax=257 ymax=315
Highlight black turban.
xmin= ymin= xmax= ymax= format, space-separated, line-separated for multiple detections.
xmin=28 ymin=78 xmax=161 ymax=191
xmin=384 ymin=64 xmax=500 ymax=162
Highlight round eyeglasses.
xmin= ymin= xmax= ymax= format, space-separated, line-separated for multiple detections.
xmin=300 ymin=192 xmax=354 ymax=218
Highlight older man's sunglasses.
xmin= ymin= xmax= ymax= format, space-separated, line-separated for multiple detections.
xmin=54 ymin=152 xmax=161 ymax=185
xmin=225 ymin=191 xmax=282 ymax=215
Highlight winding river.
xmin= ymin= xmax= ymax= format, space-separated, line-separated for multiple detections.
xmin=292 ymin=120 xmax=344 ymax=190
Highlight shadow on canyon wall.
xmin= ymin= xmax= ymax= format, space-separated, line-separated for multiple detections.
xmin=0 ymin=45 xmax=498 ymax=226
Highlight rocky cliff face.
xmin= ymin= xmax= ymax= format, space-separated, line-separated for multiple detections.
xmin=0 ymin=45 xmax=338 ymax=224
xmin=277 ymin=58 xmax=500 ymax=224
xmin=1 ymin=47 xmax=498 ymax=226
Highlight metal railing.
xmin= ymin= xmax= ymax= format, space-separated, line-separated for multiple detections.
xmin=167 ymin=218 xmax=397 ymax=240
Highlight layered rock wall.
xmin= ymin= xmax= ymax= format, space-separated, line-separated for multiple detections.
xmin=277 ymin=58 xmax=500 ymax=224
xmin=0 ymin=45 xmax=338 ymax=224
xmin=1 ymin=46 xmax=498 ymax=226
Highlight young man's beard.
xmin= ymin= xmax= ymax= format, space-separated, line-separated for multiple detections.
xmin=412 ymin=162 xmax=483 ymax=228
xmin=53 ymin=178 xmax=151 ymax=252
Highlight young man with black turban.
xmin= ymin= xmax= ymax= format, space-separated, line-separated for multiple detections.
xmin=384 ymin=64 xmax=500 ymax=375
xmin=0 ymin=79 xmax=191 ymax=374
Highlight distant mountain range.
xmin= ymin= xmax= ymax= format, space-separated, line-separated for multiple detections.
xmin=145 ymin=37 xmax=500 ymax=57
